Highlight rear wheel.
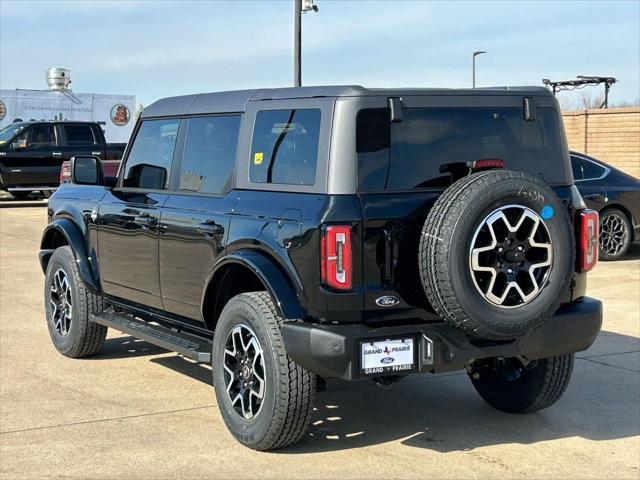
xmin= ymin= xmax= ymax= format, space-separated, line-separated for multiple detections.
xmin=44 ymin=246 xmax=107 ymax=358
xmin=599 ymin=208 xmax=631 ymax=261
xmin=469 ymin=354 xmax=574 ymax=413
xmin=212 ymin=292 xmax=316 ymax=451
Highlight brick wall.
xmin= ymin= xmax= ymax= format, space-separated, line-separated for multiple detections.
xmin=562 ymin=107 xmax=640 ymax=178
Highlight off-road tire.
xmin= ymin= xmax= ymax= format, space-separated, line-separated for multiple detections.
xmin=470 ymin=354 xmax=574 ymax=413
xmin=212 ymin=292 xmax=316 ymax=451
xmin=419 ymin=170 xmax=574 ymax=340
xmin=44 ymin=246 xmax=107 ymax=357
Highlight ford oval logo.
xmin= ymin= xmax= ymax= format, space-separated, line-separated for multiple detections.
xmin=376 ymin=296 xmax=400 ymax=307
xmin=380 ymin=357 xmax=395 ymax=364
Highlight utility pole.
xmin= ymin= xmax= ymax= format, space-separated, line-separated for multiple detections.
xmin=472 ymin=50 xmax=486 ymax=88
xmin=293 ymin=0 xmax=318 ymax=87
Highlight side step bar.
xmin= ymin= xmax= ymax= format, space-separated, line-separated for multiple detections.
xmin=91 ymin=311 xmax=212 ymax=363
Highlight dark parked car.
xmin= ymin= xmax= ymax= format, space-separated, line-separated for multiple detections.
xmin=39 ymin=86 xmax=602 ymax=450
xmin=571 ymin=151 xmax=640 ymax=260
xmin=0 ymin=121 xmax=125 ymax=199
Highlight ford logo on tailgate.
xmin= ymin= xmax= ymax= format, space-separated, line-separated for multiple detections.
xmin=375 ymin=295 xmax=400 ymax=307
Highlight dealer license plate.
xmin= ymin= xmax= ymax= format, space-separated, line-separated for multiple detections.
xmin=360 ymin=338 xmax=415 ymax=375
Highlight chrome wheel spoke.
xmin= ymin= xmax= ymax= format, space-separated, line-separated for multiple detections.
xmin=222 ymin=324 xmax=266 ymax=421
xmin=49 ymin=268 xmax=73 ymax=336
xmin=469 ymin=205 xmax=553 ymax=308
xmin=600 ymin=213 xmax=628 ymax=255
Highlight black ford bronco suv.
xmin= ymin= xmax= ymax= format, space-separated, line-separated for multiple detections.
xmin=40 ymin=86 xmax=602 ymax=450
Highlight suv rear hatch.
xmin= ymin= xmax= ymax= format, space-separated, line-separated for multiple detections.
xmin=355 ymin=94 xmax=573 ymax=323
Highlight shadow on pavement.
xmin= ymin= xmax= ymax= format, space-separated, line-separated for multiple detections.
xmin=90 ymin=330 xmax=639 ymax=454
xmin=94 ymin=336 xmax=168 ymax=359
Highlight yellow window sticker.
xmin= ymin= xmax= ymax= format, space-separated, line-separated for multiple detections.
xmin=254 ymin=152 xmax=263 ymax=165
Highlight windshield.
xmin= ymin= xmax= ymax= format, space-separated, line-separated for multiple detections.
xmin=0 ymin=123 xmax=28 ymax=144
xmin=357 ymin=107 xmax=569 ymax=190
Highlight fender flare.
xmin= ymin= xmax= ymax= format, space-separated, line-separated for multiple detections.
xmin=40 ymin=218 xmax=100 ymax=292
xmin=204 ymin=250 xmax=305 ymax=320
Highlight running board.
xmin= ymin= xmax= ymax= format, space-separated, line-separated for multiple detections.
xmin=91 ymin=311 xmax=212 ymax=363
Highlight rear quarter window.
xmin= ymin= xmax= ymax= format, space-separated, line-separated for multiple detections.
xmin=249 ymin=109 xmax=321 ymax=186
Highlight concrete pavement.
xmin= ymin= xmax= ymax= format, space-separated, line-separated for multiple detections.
xmin=1 ymin=205 xmax=638 ymax=479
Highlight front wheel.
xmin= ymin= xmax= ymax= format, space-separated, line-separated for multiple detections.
xmin=44 ymin=246 xmax=108 ymax=358
xmin=469 ymin=354 xmax=574 ymax=413
xmin=212 ymin=292 xmax=316 ymax=451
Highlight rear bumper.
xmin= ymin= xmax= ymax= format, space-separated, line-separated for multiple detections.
xmin=281 ymin=297 xmax=602 ymax=380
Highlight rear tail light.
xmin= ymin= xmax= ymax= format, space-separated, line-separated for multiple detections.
xmin=321 ymin=225 xmax=352 ymax=290
xmin=578 ymin=209 xmax=599 ymax=272
xmin=59 ymin=162 xmax=71 ymax=184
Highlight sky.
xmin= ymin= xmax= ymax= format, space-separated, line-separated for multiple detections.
xmin=1 ymin=0 xmax=639 ymax=108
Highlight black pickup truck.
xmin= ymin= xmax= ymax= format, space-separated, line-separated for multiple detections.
xmin=0 ymin=121 xmax=125 ymax=199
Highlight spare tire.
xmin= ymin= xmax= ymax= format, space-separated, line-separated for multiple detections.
xmin=419 ymin=170 xmax=574 ymax=340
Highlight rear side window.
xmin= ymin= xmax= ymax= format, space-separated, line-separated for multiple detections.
xmin=571 ymin=156 xmax=584 ymax=180
xmin=63 ymin=125 xmax=96 ymax=145
xmin=580 ymin=158 xmax=606 ymax=180
xmin=123 ymin=119 xmax=179 ymax=190
xmin=179 ymin=115 xmax=241 ymax=194
xmin=357 ymin=107 xmax=567 ymax=191
xmin=250 ymin=109 xmax=320 ymax=186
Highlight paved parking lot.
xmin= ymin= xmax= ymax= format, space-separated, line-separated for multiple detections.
xmin=1 ymin=203 xmax=639 ymax=479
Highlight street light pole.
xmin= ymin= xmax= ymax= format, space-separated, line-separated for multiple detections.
xmin=472 ymin=50 xmax=486 ymax=88
xmin=293 ymin=0 xmax=318 ymax=87
xmin=294 ymin=0 xmax=302 ymax=87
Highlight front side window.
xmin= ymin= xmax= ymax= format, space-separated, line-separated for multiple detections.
xmin=16 ymin=125 xmax=55 ymax=148
xmin=179 ymin=115 xmax=241 ymax=194
xmin=123 ymin=119 xmax=179 ymax=190
xmin=250 ymin=109 xmax=320 ymax=186
xmin=0 ymin=123 xmax=28 ymax=144
xmin=63 ymin=125 xmax=96 ymax=145
xmin=357 ymin=107 xmax=567 ymax=191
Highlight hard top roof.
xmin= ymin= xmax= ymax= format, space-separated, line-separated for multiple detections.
xmin=141 ymin=85 xmax=552 ymax=118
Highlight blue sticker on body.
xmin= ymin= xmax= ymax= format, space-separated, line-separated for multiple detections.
xmin=540 ymin=205 xmax=554 ymax=220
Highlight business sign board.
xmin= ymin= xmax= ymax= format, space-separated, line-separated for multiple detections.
xmin=0 ymin=89 xmax=136 ymax=143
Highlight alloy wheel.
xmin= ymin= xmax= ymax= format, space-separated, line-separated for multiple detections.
xmin=600 ymin=212 xmax=629 ymax=257
xmin=50 ymin=268 xmax=73 ymax=336
xmin=223 ymin=324 xmax=266 ymax=420
xmin=469 ymin=205 xmax=553 ymax=308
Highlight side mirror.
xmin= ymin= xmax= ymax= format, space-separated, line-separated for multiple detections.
xmin=70 ymin=155 xmax=104 ymax=185
xmin=12 ymin=139 xmax=27 ymax=149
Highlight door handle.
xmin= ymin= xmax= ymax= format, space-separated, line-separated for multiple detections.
xmin=382 ymin=224 xmax=397 ymax=283
xmin=583 ymin=193 xmax=606 ymax=202
xmin=52 ymin=152 xmax=62 ymax=157
xmin=197 ymin=221 xmax=224 ymax=236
